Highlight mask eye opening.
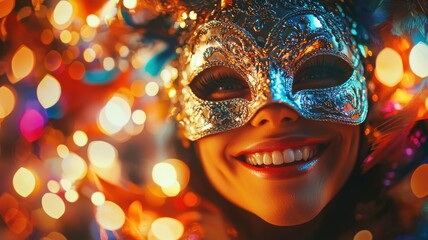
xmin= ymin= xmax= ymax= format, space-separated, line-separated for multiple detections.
xmin=189 ymin=66 xmax=251 ymax=101
xmin=292 ymin=54 xmax=354 ymax=94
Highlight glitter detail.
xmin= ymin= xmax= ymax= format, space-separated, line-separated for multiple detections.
xmin=175 ymin=0 xmax=368 ymax=140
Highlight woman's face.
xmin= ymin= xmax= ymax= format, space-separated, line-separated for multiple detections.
xmin=176 ymin=0 xmax=366 ymax=227
xmin=195 ymin=104 xmax=360 ymax=226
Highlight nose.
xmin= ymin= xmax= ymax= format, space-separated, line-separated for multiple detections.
xmin=250 ymin=103 xmax=299 ymax=128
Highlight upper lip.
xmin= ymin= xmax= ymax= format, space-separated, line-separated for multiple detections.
xmin=233 ymin=136 xmax=329 ymax=158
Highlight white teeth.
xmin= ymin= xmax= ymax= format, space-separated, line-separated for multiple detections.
xmin=302 ymin=147 xmax=310 ymax=161
xmin=254 ymin=153 xmax=263 ymax=165
xmin=294 ymin=149 xmax=303 ymax=161
xmin=248 ymin=155 xmax=256 ymax=165
xmin=263 ymin=153 xmax=272 ymax=165
xmin=272 ymin=151 xmax=283 ymax=165
xmin=245 ymin=145 xmax=319 ymax=166
xmin=283 ymin=149 xmax=294 ymax=163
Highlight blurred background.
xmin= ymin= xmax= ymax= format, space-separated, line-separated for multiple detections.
xmin=0 ymin=0 xmax=427 ymax=239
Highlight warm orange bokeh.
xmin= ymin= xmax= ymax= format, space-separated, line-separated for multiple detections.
xmin=410 ymin=164 xmax=428 ymax=198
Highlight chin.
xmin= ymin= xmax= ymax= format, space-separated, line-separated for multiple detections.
xmin=254 ymin=203 xmax=324 ymax=227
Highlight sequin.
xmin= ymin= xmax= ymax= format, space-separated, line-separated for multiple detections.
xmin=174 ymin=0 xmax=368 ymax=140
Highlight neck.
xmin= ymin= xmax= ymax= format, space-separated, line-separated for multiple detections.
xmin=222 ymin=172 xmax=362 ymax=240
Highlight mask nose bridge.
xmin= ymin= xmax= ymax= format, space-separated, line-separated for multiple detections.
xmin=249 ymin=58 xmax=299 ymax=119
xmin=265 ymin=60 xmax=295 ymax=105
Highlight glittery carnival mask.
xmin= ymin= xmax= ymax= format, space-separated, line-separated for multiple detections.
xmin=174 ymin=1 xmax=368 ymax=141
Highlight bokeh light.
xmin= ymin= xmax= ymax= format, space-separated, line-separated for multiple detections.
xmin=165 ymin=158 xmax=189 ymax=191
xmin=0 ymin=0 xmax=15 ymax=18
xmin=0 ymin=85 xmax=16 ymax=119
xmin=123 ymin=0 xmax=137 ymax=9
xmin=183 ymin=192 xmax=200 ymax=207
xmin=13 ymin=167 xmax=36 ymax=197
xmin=86 ymin=14 xmax=100 ymax=28
xmin=132 ymin=110 xmax=146 ymax=125
xmin=47 ymin=180 xmax=61 ymax=193
xmin=87 ymin=141 xmax=117 ymax=168
xmin=44 ymin=232 xmax=67 ymax=240
xmin=91 ymin=192 xmax=105 ymax=206
xmin=60 ymin=179 xmax=72 ymax=191
xmin=103 ymin=57 xmax=115 ymax=71
xmin=98 ymin=95 xmax=132 ymax=135
xmin=152 ymin=162 xmax=177 ymax=188
xmin=95 ymin=201 xmax=125 ymax=231
xmin=161 ymin=181 xmax=181 ymax=197
xmin=105 ymin=95 xmax=131 ymax=127
xmin=375 ymin=47 xmax=403 ymax=87
xmin=37 ymin=74 xmax=62 ymax=109
xmin=64 ymin=190 xmax=79 ymax=203
xmin=118 ymin=45 xmax=129 ymax=57
xmin=19 ymin=109 xmax=46 ymax=142
xmin=44 ymin=50 xmax=62 ymax=71
xmin=151 ymin=217 xmax=184 ymax=240
xmin=83 ymin=48 xmax=96 ymax=62
xmin=145 ymin=82 xmax=159 ymax=96
xmin=61 ymin=153 xmax=87 ymax=181
xmin=152 ymin=159 xmax=190 ymax=197
xmin=409 ymin=42 xmax=428 ymax=78
xmin=11 ymin=45 xmax=35 ymax=83
xmin=98 ymin=109 xmax=120 ymax=135
xmin=40 ymin=29 xmax=54 ymax=45
xmin=73 ymin=130 xmax=88 ymax=147
xmin=80 ymin=25 xmax=96 ymax=42
xmin=161 ymin=69 xmax=172 ymax=84
xmin=52 ymin=0 xmax=73 ymax=29
xmin=42 ymin=193 xmax=65 ymax=219
xmin=189 ymin=11 xmax=197 ymax=20
xmin=59 ymin=30 xmax=72 ymax=44
xmin=57 ymin=144 xmax=69 ymax=158
xmin=410 ymin=164 xmax=428 ymax=198
xmin=391 ymin=88 xmax=413 ymax=105
xmin=353 ymin=230 xmax=373 ymax=240
xmin=168 ymin=88 xmax=176 ymax=99
xmin=68 ymin=61 xmax=85 ymax=80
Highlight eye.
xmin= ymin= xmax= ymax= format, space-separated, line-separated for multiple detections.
xmin=189 ymin=66 xmax=251 ymax=101
xmin=292 ymin=54 xmax=353 ymax=94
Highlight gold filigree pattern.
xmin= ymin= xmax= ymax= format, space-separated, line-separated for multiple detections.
xmin=174 ymin=1 xmax=368 ymax=140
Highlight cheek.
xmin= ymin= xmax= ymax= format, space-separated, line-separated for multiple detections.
xmin=196 ymin=138 xmax=229 ymax=174
xmin=338 ymin=126 xmax=360 ymax=170
xmin=195 ymin=137 xmax=248 ymax=206
xmin=324 ymin=126 xmax=360 ymax=194
xmin=195 ymin=138 xmax=233 ymax=188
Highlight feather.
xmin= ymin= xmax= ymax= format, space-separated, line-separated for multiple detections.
xmin=392 ymin=12 xmax=428 ymax=36
xmin=363 ymin=78 xmax=428 ymax=172
xmin=371 ymin=0 xmax=428 ymax=36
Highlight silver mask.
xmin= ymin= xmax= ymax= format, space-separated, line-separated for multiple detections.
xmin=174 ymin=0 xmax=368 ymax=141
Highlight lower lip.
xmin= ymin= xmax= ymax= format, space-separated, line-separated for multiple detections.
xmin=238 ymin=159 xmax=319 ymax=179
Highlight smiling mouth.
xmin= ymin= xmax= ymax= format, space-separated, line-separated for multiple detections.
xmin=244 ymin=145 xmax=321 ymax=167
xmin=237 ymin=143 xmax=326 ymax=167
xmin=235 ymin=142 xmax=328 ymax=179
